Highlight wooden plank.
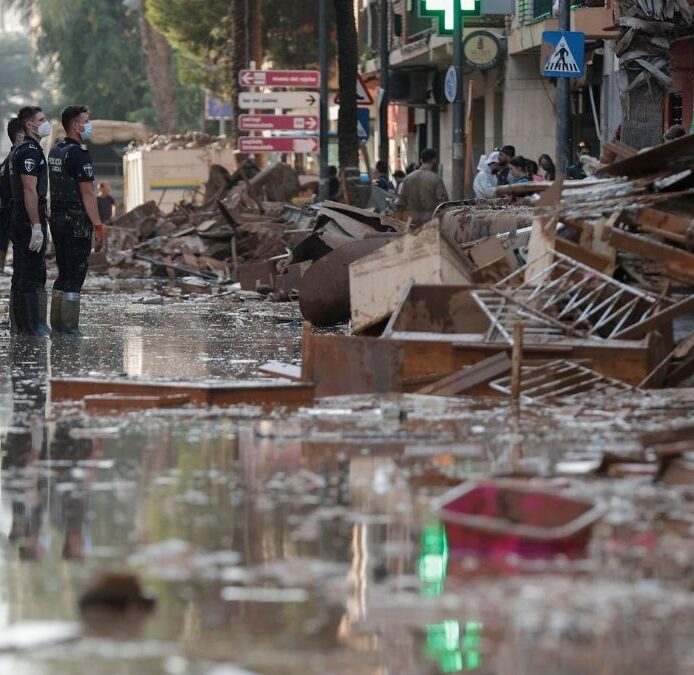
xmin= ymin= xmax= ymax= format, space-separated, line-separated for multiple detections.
xmin=258 ymin=361 xmax=303 ymax=381
xmin=50 ymin=378 xmax=315 ymax=408
xmin=85 ymin=394 xmax=191 ymax=413
xmin=628 ymin=207 xmax=692 ymax=235
xmin=554 ymin=237 xmax=614 ymax=273
xmin=416 ymin=352 xmax=511 ymax=396
xmin=603 ymin=226 xmax=694 ymax=282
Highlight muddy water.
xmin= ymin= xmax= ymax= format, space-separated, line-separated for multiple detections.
xmin=2 ymin=281 xmax=694 ymax=674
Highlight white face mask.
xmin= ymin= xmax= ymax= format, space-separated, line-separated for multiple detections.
xmin=35 ymin=120 xmax=52 ymax=138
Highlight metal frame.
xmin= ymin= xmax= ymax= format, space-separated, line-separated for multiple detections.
xmin=495 ymin=250 xmax=692 ymax=340
xmin=489 ymin=359 xmax=634 ymax=401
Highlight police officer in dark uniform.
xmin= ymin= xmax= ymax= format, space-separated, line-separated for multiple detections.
xmin=9 ymin=106 xmax=51 ymax=337
xmin=1 ymin=118 xmax=26 ymax=333
xmin=0 ymin=119 xmax=25 ymax=276
xmin=48 ymin=106 xmax=105 ymax=335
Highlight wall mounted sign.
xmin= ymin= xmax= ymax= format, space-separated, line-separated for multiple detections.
xmin=463 ymin=31 xmax=504 ymax=71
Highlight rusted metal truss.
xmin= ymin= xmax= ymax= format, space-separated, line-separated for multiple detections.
xmin=495 ymin=251 xmax=694 ymax=340
xmin=470 ymin=288 xmax=566 ymax=344
xmin=489 ymin=359 xmax=634 ymax=401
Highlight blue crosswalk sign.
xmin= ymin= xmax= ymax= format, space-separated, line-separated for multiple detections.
xmin=541 ymin=31 xmax=585 ymax=78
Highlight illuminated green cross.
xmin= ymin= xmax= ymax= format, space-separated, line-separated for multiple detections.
xmin=419 ymin=0 xmax=481 ymax=35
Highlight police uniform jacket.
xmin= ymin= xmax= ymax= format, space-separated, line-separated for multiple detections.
xmin=48 ymin=138 xmax=94 ymax=211
xmin=9 ymin=138 xmax=48 ymax=223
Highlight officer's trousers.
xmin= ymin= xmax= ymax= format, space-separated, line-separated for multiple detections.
xmin=10 ymin=218 xmax=47 ymax=294
xmin=0 ymin=209 xmax=9 ymax=253
xmin=50 ymin=210 xmax=92 ymax=293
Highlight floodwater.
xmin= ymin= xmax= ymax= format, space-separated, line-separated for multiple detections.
xmin=2 ymin=275 xmax=694 ymax=674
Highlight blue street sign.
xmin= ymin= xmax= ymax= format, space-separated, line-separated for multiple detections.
xmin=444 ymin=66 xmax=458 ymax=103
xmin=541 ymin=31 xmax=585 ymax=79
xmin=357 ymin=108 xmax=370 ymax=140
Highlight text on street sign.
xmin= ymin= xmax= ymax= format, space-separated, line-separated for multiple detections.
xmin=238 ymin=91 xmax=319 ymax=110
xmin=238 ymin=114 xmax=319 ymax=132
xmin=238 ymin=70 xmax=321 ymax=88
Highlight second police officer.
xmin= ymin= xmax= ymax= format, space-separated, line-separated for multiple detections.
xmin=48 ymin=106 xmax=105 ymax=335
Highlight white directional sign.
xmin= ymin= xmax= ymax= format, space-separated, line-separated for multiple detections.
xmin=238 ymin=91 xmax=319 ymax=110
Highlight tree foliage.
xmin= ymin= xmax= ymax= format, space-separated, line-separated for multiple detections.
xmin=146 ymin=0 xmax=234 ymax=98
xmin=31 ymin=0 xmax=151 ymax=120
xmin=0 ymin=32 xmax=43 ymax=121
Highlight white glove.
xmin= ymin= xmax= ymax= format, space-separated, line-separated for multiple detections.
xmin=29 ymin=223 xmax=43 ymax=252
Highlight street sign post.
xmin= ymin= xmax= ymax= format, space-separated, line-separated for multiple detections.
xmin=237 ymin=137 xmax=319 ymax=154
xmin=238 ymin=114 xmax=319 ymax=132
xmin=238 ymin=69 xmax=321 ymax=88
xmin=238 ymin=91 xmax=319 ymax=110
xmin=541 ymin=30 xmax=585 ymax=78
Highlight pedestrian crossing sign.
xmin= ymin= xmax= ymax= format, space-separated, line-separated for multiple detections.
xmin=419 ymin=0 xmax=481 ymax=35
xmin=541 ymin=31 xmax=585 ymax=78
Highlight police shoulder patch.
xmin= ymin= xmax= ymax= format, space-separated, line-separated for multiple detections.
xmin=83 ymin=163 xmax=93 ymax=178
xmin=24 ymin=158 xmax=36 ymax=173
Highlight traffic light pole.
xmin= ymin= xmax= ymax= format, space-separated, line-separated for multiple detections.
xmin=451 ymin=1 xmax=465 ymax=200
xmin=319 ymin=0 xmax=329 ymax=200
xmin=379 ymin=0 xmax=389 ymax=164
xmin=556 ymin=0 xmax=571 ymax=174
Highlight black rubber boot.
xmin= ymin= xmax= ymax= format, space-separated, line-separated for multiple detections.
xmin=19 ymin=292 xmax=50 ymax=338
xmin=61 ymin=292 xmax=81 ymax=336
xmin=37 ymin=289 xmax=50 ymax=336
xmin=50 ymin=289 xmax=63 ymax=333
xmin=9 ymin=290 xmax=17 ymax=335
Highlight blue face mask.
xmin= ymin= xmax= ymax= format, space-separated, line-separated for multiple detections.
xmin=80 ymin=121 xmax=93 ymax=141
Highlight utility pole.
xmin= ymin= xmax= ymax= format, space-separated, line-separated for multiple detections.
xmin=451 ymin=0 xmax=465 ymax=200
xmin=319 ymin=0 xmax=329 ymax=200
xmin=556 ymin=0 xmax=571 ymax=174
xmin=379 ymin=0 xmax=389 ymax=164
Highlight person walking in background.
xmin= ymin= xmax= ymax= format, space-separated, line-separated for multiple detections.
xmin=393 ymin=148 xmax=448 ymax=226
xmin=393 ymin=170 xmax=406 ymax=196
xmin=567 ymin=142 xmax=593 ymax=180
xmin=0 ymin=118 xmax=25 ymax=275
xmin=496 ymin=145 xmax=516 ymax=186
xmin=373 ymin=160 xmax=395 ymax=192
xmin=473 ymin=152 xmax=499 ymax=200
xmin=526 ymin=160 xmax=544 ymax=183
xmin=508 ymin=157 xmax=530 ymax=184
xmin=538 ymin=154 xmax=556 ymax=181
xmin=96 ymin=181 xmax=116 ymax=223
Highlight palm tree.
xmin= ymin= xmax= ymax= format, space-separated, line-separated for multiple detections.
xmin=615 ymin=0 xmax=693 ymax=149
xmin=334 ymin=0 xmax=359 ymax=199
xmin=139 ymin=4 xmax=178 ymax=133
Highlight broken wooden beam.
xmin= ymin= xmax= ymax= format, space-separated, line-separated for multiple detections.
xmin=51 ymin=378 xmax=315 ymax=408
xmin=416 ymin=352 xmax=511 ymax=396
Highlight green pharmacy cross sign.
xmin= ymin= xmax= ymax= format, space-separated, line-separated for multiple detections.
xmin=419 ymin=0 xmax=481 ymax=34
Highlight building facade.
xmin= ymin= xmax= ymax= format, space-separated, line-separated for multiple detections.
xmin=357 ymin=0 xmax=694 ymax=192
